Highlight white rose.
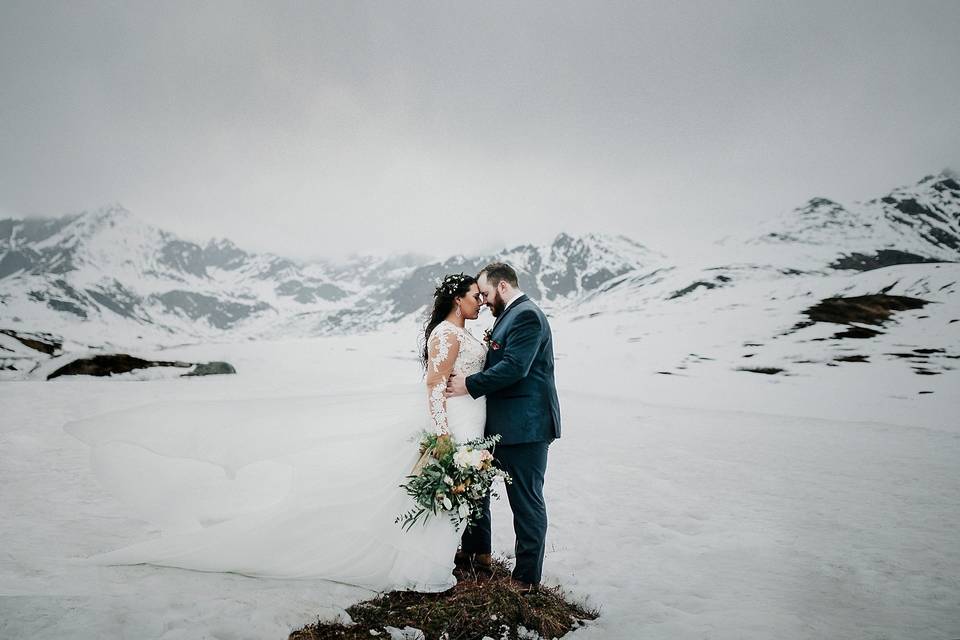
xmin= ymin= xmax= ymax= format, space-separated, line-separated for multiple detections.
xmin=470 ymin=449 xmax=485 ymax=469
xmin=453 ymin=448 xmax=472 ymax=469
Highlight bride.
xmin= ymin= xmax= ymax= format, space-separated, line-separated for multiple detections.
xmin=65 ymin=273 xmax=488 ymax=592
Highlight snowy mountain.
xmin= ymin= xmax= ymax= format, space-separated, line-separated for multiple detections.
xmin=1 ymin=171 xmax=957 ymax=354
xmin=720 ymin=170 xmax=960 ymax=273
xmin=0 ymin=205 xmax=403 ymax=343
xmin=381 ymin=232 xmax=664 ymax=316
xmin=567 ymin=170 xmax=960 ymax=321
xmin=0 ymin=207 xmax=664 ymax=345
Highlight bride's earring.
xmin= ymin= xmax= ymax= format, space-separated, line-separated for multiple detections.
xmin=456 ymin=305 xmax=462 ymax=319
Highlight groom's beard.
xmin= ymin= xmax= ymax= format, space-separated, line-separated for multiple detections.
xmin=489 ymin=291 xmax=506 ymax=317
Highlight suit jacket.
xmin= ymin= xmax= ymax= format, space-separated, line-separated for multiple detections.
xmin=465 ymin=294 xmax=561 ymax=445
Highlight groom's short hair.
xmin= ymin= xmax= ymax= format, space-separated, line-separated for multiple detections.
xmin=478 ymin=262 xmax=519 ymax=288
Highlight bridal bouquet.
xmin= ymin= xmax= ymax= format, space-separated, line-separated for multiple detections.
xmin=396 ymin=432 xmax=511 ymax=531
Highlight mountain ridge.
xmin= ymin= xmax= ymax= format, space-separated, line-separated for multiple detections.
xmin=1 ymin=171 xmax=958 ymax=344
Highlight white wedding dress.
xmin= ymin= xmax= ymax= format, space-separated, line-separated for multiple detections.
xmin=65 ymin=321 xmax=487 ymax=592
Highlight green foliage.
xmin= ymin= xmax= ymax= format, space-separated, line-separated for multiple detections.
xmin=396 ymin=432 xmax=511 ymax=532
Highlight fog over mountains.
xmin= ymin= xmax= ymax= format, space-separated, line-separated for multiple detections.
xmin=0 ymin=171 xmax=957 ymax=348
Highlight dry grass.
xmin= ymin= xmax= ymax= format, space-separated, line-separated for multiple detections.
xmin=801 ymin=294 xmax=928 ymax=326
xmin=290 ymin=558 xmax=598 ymax=640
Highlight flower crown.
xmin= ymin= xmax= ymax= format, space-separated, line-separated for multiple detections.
xmin=434 ymin=273 xmax=469 ymax=298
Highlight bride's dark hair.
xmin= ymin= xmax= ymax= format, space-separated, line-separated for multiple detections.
xmin=421 ymin=272 xmax=477 ymax=368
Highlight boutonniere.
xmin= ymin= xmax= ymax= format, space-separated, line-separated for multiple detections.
xmin=482 ymin=329 xmax=501 ymax=350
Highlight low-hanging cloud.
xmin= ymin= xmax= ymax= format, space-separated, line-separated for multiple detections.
xmin=1 ymin=0 xmax=958 ymax=261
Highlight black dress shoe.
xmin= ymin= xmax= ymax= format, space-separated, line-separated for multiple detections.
xmin=454 ymin=550 xmax=471 ymax=567
xmin=509 ymin=577 xmax=540 ymax=594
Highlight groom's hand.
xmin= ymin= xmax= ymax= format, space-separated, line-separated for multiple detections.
xmin=445 ymin=374 xmax=468 ymax=398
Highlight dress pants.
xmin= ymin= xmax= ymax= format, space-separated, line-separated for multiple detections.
xmin=460 ymin=440 xmax=550 ymax=584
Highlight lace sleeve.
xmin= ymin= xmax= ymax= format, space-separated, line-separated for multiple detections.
xmin=425 ymin=323 xmax=463 ymax=435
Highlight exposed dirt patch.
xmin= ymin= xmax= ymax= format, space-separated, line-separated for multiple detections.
xmin=737 ymin=367 xmax=785 ymax=375
xmin=835 ymin=355 xmax=869 ymax=363
xmin=829 ymin=326 xmax=883 ymax=339
xmin=47 ymin=354 xmax=236 ymax=379
xmin=802 ymin=294 xmax=929 ymax=326
xmin=0 ymin=328 xmax=62 ymax=355
xmin=290 ymin=558 xmax=597 ymax=640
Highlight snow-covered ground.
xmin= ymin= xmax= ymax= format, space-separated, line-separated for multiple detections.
xmin=2 ymin=264 xmax=959 ymax=639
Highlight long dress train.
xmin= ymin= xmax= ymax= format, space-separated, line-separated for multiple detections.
xmin=65 ymin=321 xmax=488 ymax=593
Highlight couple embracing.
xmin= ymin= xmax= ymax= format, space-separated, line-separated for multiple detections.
xmin=67 ymin=261 xmax=561 ymax=593
xmin=423 ymin=261 xmax=561 ymax=590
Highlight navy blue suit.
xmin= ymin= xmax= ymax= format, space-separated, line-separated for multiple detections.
xmin=462 ymin=294 xmax=560 ymax=584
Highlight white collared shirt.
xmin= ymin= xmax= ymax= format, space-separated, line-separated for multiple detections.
xmin=501 ymin=290 xmax=525 ymax=314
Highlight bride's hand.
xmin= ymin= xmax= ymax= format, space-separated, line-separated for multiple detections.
xmin=444 ymin=374 xmax=468 ymax=398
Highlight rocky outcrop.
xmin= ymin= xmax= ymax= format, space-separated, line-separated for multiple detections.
xmin=0 ymin=329 xmax=63 ymax=355
xmin=800 ymin=294 xmax=929 ymax=327
xmin=183 ymin=361 xmax=236 ymax=376
xmin=46 ymin=354 xmax=236 ymax=379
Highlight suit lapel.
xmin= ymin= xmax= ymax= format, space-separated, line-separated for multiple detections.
xmin=491 ymin=294 xmax=528 ymax=333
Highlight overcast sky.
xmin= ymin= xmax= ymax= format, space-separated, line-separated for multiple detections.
xmin=1 ymin=1 xmax=958 ymax=262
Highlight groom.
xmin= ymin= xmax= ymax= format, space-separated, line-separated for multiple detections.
xmin=445 ymin=261 xmax=561 ymax=589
